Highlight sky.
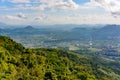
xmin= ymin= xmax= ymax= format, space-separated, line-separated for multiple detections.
xmin=0 ymin=0 xmax=120 ymax=25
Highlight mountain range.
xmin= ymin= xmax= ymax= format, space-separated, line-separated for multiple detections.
xmin=1 ymin=24 xmax=120 ymax=40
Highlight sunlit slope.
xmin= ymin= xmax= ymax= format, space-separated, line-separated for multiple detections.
xmin=0 ymin=36 xmax=120 ymax=80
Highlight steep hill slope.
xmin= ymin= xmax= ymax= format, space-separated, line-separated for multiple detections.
xmin=0 ymin=36 xmax=120 ymax=80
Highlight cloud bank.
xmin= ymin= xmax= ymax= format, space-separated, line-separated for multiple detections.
xmin=17 ymin=13 xmax=27 ymax=19
xmin=88 ymin=0 xmax=120 ymax=17
xmin=8 ymin=0 xmax=30 ymax=3
xmin=2 ymin=0 xmax=79 ymax=11
xmin=0 ymin=0 xmax=120 ymax=25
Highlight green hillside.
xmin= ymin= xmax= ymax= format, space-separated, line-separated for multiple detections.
xmin=0 ymin=36 xmax=120 ymax=80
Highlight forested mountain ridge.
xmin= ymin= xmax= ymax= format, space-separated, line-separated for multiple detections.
xmin=0 ymin=36 xmax=120 ymax=80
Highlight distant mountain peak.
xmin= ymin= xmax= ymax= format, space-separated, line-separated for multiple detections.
xmin=24 ymin=25 xmax=34 ymax=29
xmin=102 ymin=24 xmax=120 ymax=30
xmin=105 ymin=24 xmax=120 ymax=27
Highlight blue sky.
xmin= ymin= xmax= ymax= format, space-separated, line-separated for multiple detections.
xmin=0 ymin=0 xmax=120 ymax=25
xmin=74 ymin=0 xmax=90 ymax=4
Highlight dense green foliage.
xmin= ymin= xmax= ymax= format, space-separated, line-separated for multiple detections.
xmin=0 ymin=36 xmax=120 ymax=80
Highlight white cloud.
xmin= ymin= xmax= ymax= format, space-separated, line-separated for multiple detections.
xmin=49 ymin=0 xmax=79 ymax=10
xmin=9 ymin=0 xmax=30 ymax=3
xmin=3 ymin=13 xmax=27 ymax=20
xmin=0 ymin=15 xmax=30 ymax=25
xmin=1 ymin=0 xmax=120 ymax=25
xmin=17 ymin=13 xmax=27 ymax=19
xmin=5 ymin=15 xmax=22 ymax=20
xmin=4 ymin=0 xmax=79 ymax=11
xmin=34 ymin=14 xmax=48 ymax=21
xmin=34 ymin=17 xmax=43 ymax=20
xmin=87 ymin=0 xmax=120 ymax=17
xmin=1 ymin=13 xmax=120 ymax=25
xmin=0 ymin=6 xmax=8 ymax=10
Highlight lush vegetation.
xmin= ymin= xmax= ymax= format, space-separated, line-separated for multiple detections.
xmin=0 ymin=36 xmax=120 ymax=80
